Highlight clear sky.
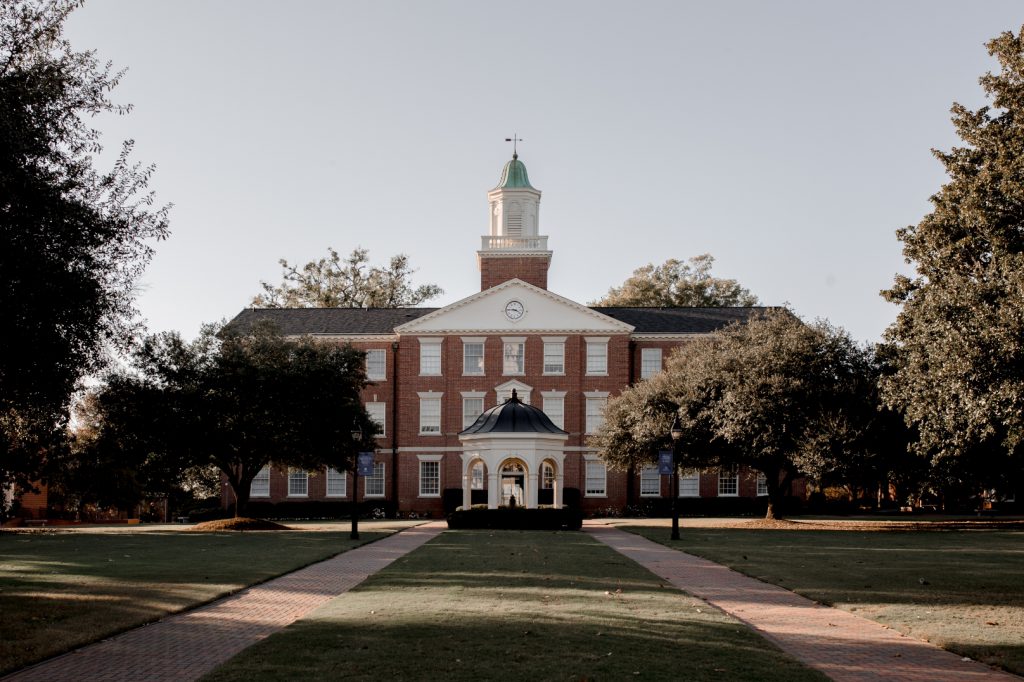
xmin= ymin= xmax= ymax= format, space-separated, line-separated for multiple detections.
xmin=63 ymin=1 xmax=1024 ymax=344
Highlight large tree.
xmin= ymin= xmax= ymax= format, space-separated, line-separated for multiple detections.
xmin=591 ymin=254 xmax=759 ymax=307
xmin=0 ymin=1 xmax=169 ymax=494
xmin=253 ymin=247 xmax=442 ymax=308
xmin=881 ymin=27 xmax=1024 ymax=502
xmin=593 ymin=311 xmax=887 ymax=519
xmin=98 ymin=323 xmax=375 ymax=517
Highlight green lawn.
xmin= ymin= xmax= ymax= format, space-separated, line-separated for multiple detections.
xmin=204 ymin=530 xmax=826 ymax=682
xmin=621 ymin=523 xmax=1024 ymax=675
xmin=0 ymin=528 xmax=387 ymax=675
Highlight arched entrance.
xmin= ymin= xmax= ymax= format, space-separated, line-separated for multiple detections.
xmin=499 ymin=458 xmax=527 ymax=507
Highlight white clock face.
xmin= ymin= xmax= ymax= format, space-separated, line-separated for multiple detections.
xmin=504 ymin=300 xmax=525 ymax=320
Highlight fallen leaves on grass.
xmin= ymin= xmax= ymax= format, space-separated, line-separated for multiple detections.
xmin=189 ymin=518 xmax=290 ymax=532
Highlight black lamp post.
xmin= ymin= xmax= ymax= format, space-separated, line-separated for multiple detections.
xmin=670 ymin=417 xmax=683 ymax=541
xmin=350 ymin=427 xmax=362 ymax=540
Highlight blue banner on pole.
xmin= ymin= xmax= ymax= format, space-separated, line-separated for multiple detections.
xmin=357 ymin=452 xmax=375 ymax=477
xmin=658 ymin=450 xmax=674 ymax=475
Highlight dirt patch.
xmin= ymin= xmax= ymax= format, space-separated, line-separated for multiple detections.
xmin=189 ymin=517 xmax=290 ymax=532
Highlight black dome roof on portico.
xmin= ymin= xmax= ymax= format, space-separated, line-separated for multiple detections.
xmin=460 ymin=390 xmax=568 ymax=436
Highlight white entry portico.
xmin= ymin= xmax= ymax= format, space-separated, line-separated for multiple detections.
xmin=459 ymin=390 xmax=568 ymax=509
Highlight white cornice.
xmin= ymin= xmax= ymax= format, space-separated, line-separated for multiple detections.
xmin=290 ymin=334 xmax=398 ymax=343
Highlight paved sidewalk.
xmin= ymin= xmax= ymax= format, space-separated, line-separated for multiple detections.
xmin=585 ymin=522 xmax=1018 ymax=682
xmin=4 ymin=521 xmax=446 ymax=682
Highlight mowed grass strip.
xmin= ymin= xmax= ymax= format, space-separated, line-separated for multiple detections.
xmin=622 ymin=523 xmax=1024 ymax=675
xmin=0 ymin=529 xmax=386 ymax=675
xmin=204 ymin=530 xmax=826 ymax=682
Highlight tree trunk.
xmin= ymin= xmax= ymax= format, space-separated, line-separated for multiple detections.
xmin=763 ymin=467 xmax=794 ymax=521
xmin=233 ymin=485 xmax=250 ymax=518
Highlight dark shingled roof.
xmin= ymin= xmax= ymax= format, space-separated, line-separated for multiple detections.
xmin=226 ymin=305 xmax=775 ymax=336
xmin=226 ymin=307 xmax=438 ymax=335
xmin=590 ymin=306 xmax=773 ymax=334
xmin=460 ymin=390 xmax=567 ymax=436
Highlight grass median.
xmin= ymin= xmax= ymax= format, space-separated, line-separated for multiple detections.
xmin=620 ymin=521 xmax=1024 ymax=675
xmin=204 ymin=530 xmax=825 ymax=682
xmin=0 ymin=527 xmax=387 ymax=675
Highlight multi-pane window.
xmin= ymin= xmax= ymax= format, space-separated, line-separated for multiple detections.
xmin=756 ymin=472 xmax=768 ymax=497
xmin=419 ymin=396 xmax=442 ymax=434
xmin=585 ymin=395 xmax=608 ymax=434
xmin=365 ymin=462 xmax=385 ymax=497
xmin=366 ymin=402 xmax=386 ymax=436
xmin=543 ymin=340 xmax=565 ymax=374
xmin=718 ymin=468 xmax=739 ymax=496
xmin=366 ymin=349 xmax=386 ymax=381
xmin=586 ymin=338 xmax=608 ymax=375
xmin=503 ymin=341 xmax=525 ymax=374
xmin=419 ymin=339 xmax=442 ymax=376
xmin=288 ymin=469 xmax=308 ymax=497
xmin=585 ymin=460 xmax=607 ymax=496
xmin=542 ymin=462 xmax=555 ymax=489
xmin=326 ymin=467 xmax=347 ymax=497
xmin=463 ymin=341 xmax=485 ymax=375
xmin=640 ymin=466 xmax=661 ymax=497
xmin=419 ymin=460 xmax=441 ymax=496
xmin=543 ymin=394 xmax=565 ymax=430
xmin=640 ymin=348 xmax=663 ymax=379
xmin=251 ymin=466 xmax=270 ymax=497
xmin=679 ymin=472 xmax=700 ymax=497
xmin=471 ymin=462 xmax=485 ymax=490
xmin=462 ymin=396 xmax=484 ymax=430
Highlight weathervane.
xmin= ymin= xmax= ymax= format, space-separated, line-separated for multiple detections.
xmin=505 ymin=134 xmax=523 ymax=159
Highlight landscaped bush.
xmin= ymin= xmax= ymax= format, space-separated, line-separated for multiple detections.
xmin=447 ymin=507 xmax=583 ymax=530
xmin=243 ymin=499 xmax=397 ymax=520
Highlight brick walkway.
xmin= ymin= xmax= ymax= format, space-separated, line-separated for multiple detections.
xmin=585 ymin=522 xmax=1019 ymax=681
xmin=4 ymin=522 xmax=445 ymax=682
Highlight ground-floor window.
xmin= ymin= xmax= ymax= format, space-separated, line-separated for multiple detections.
xmin=541 ymin=462 xmax=555 ymax=489
xmin=585 ymin=459 xmax=607 ymax=496
xmin=756 ymin=472 xmax=768 ymax=497
xmin=718 ymin=468 xmax=738 ymax=496
xmin=679 ymin=472 xmax=700 ymax=497
xmin=365 ymin=462 xmax=385 ymax=497
xmin=251 ymin=466 xmax=270 ymax=497
xmin=419 ymin=459 xmax=441 ymax=497
xmin=640 ymin=466 xmax=660 ymax=497
xmin=326 ymin=467 xmax=347 ymax=497
xmin=288 ymin=469 xmax=308 ymax=497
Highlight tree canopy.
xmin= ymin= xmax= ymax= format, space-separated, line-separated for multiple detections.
xmin=881 ymin=26 xmax=1024 ymax=500
xmin=92 ymin=323 xmax=375 ymax=516
xmin=590 ymin=254 xmax=759 ymax=307
xmin=253 ymin=247 xmax=443 ymax=308
xmin=592 ymin=311 xmax=890 ymax=518
xmin=0 ymin=0 xmax=169 ymax=495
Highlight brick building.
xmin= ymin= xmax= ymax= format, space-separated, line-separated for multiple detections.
xmin=226 ymin=154 xmax=772 ymax=517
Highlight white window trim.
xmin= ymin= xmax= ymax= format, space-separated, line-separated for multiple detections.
xmin=584 ymin=455 xmax=608 ymax=498
xmin=366 ymin=401 xmax=386 ymax=437
xmin=756 ymin=472 xmax=768 ymax=497
xmin=640 ymin=465 xmax=661 ymax=497
xmin=501 ymin=336 xmax=526 ymax=376
xmin=326 ymin=467 xmax=348 ymax=498
xmin=417 ymin=454 xmax=443 ymax=498
xmin=640 ymin=347 xmax=663 ymax=380
xmin=542 ymin=336 xmax=566 ymax=375
xmin=584 ymin=391 xmax=610 ymax=435
xmin=251 ymin=466 xmax=271 ymax=498
xmin=585 ymin=336 xmax=609 ymax=376
xmin=462 ymin=337 xmax=486 ymax=376
xmin=461 ymin=391 xmax=486 ymax=430
xmin=679 ymin=472 xmax=701 ymax=498
xmin=287 ymin=469 xmax=308 ymax=498
xmin=365 ymin=462 xmax=386 ymax=498
xmin=366 ymin=349 xmax=387 ymax=381
xmin=418 ymin=337 xmax=443 ymax=376
xmin=418 ymin=391 xmax=443 ymax=436
xmin=718 ymin=470 xmax=739 ymax=497
xmin=541 ymin=390 xmax=566 ymax=430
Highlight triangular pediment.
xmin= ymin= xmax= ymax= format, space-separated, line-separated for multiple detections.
xmin=394 ymin=280 xmax=634 ymax=334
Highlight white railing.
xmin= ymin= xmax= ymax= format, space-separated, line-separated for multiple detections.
xmin=480 ymin=235 xmax=549 ymax=251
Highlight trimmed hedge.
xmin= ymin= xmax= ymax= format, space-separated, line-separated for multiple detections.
xmin=447 ymin=508 xmax=583 ymax=531
xmin=241 ymin=499 xmax=397 ymax=520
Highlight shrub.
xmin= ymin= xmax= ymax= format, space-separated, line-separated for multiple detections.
xmin=447 ymin=508 xmax=583 ymax=531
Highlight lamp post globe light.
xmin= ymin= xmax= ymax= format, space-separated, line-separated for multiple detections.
xmin=350 ymin=427 xmax=363 ymax=540
xmin=670 ymin=417 xmax=683 ymax=541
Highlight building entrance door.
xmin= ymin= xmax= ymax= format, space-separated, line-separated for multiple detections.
xmin=500 ymin=460 xmax=526 ymax=507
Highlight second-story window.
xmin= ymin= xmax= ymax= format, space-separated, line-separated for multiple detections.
xmin=463 ymin=340 xmax=485 ymax=375
xmin=419 ymin=339 xmax=442 ymax=376
xmin=586 ymin=337 xmax=609 ymax=375
xmin=366 ymin=349 xmax=386 ymax=381
xmin=502 ymin=338 xmax=525 ymax=375
xmin=543 ymin=338 xmax=565 ymax=375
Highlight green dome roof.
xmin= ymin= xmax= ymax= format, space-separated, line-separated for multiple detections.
xmin=495 ymin=154 xmax=534 ymax=189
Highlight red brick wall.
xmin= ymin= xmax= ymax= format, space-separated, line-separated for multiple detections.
xmin=479 ymin=255 xmax=550 ymax=290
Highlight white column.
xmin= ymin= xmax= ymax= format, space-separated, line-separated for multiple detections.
xmin=554 ymin=474 xmax=563 ymax=508
xmin=462 ymin=470 xmax=472 ymax=510
xmin=488 ymin=472 xmax=500 ymax=509
xmin=527 ymin=470 xmax=539 ymax=509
